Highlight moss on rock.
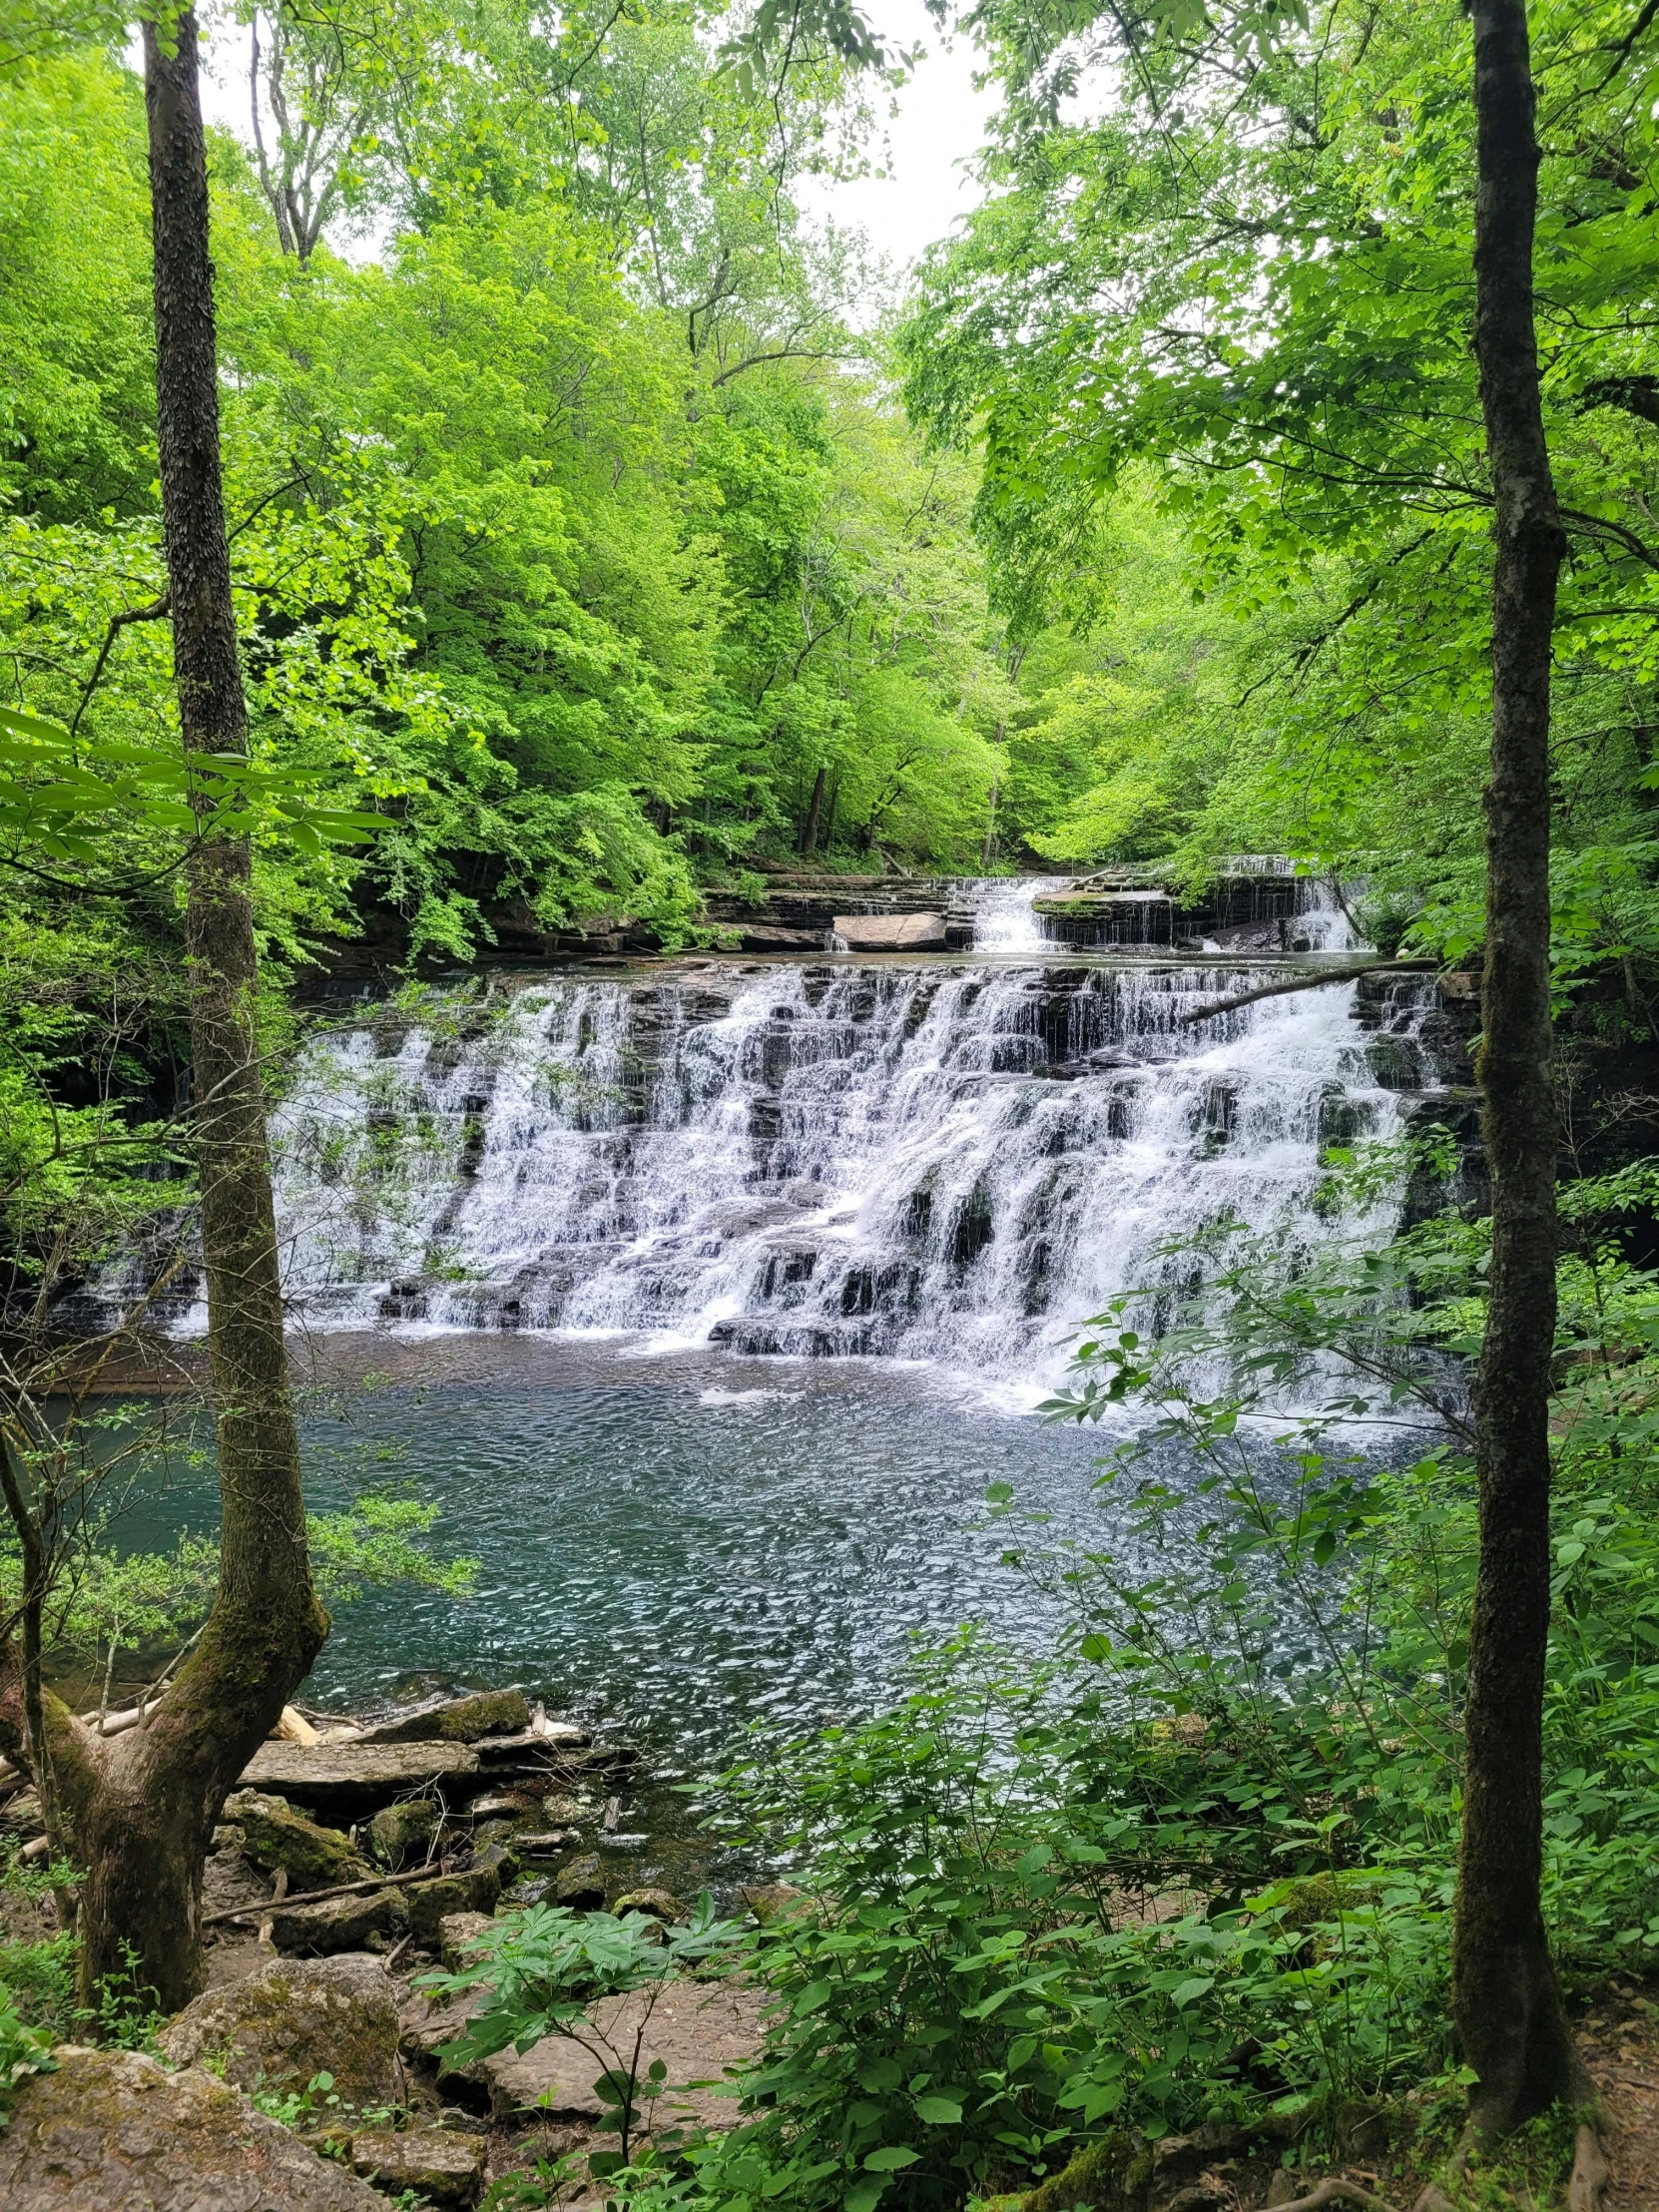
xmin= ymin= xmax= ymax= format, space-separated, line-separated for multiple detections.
xmin=0 ymin=2044 xmax=387 ymax=2209
xmin=159 ymin=1955 xmax=401 ymax=2106
xmin=223 ymin=1790 xmax=369 ymax=1889
xmin=1022 ymin=2133 xmax=1152 ymax=2212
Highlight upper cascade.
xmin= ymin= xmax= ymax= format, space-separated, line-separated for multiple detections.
xmin=206 ymin=877 xmax=1455 ymax=1386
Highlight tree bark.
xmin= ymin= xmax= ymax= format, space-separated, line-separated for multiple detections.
xmin=1453 ymin=0 xmax=1586 ymax=2140
xmin=0 ymin=10 xmax=327 ymax=2017
xmin=800 ymin=764 xmax=828 ymax=857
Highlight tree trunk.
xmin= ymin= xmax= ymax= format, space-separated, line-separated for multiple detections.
xmin=1453 ymin=0 xmax=1586 ymax=2141
xmin=800 ymin=765 xmax=828 ymax=858
xmin=0 ymin=11 xmax=328 ymax=2016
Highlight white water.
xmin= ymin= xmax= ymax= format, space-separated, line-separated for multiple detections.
xmin=963 ymin=877 xmax=1058 ymax=955
xmin=233 ymin=883 xmax=1439 ymax=1388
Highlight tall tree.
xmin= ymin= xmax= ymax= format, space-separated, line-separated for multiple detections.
xmin=1453 ymin=0 xmax=1585 ymax=2139
xmin=0 ymin=5 xmax=328 ymax=2010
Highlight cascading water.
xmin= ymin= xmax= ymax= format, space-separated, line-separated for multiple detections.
xmin=244 ymin=881 xmax=1444 ymax=1386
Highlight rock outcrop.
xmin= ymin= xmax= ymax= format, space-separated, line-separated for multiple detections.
xmin=158 ymin=1954 xmax=402 ymax=2107
xmin=0 ymin=2045 xmax=388 ymax=2210
xmin=357 ymin=1690 xmax=529 ymax=1745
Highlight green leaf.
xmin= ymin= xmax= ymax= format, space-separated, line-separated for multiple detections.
xmin=914 ymin=2094 xmax=962 ymax=2124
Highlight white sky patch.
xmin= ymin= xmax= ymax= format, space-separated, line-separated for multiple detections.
xmin=797 ymin=0 xmax=996 ymax=273
xmin=145 ymin=2 xmax=995 ymax=276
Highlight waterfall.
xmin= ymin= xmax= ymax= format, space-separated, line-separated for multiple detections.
xmin=238 ymin=882 xmax=1445 ymax=1386
xmin=962 ymin=877 xmax=1060 ymax=955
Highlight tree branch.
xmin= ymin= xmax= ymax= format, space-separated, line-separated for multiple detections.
xmin=1178 ymin=961 xmax=1437 ymax=1025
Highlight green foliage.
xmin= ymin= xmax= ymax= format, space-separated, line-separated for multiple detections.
xmin=0 ymin=1989 xmax=54 ymax=2126
xmin=306 ymin=1494 xmax=478 ymax=1606
xmin=899 ymin=0 xmax=1659 ymax=944
xmin=0 ymin=1927 xmax=162 ymax=2063
xmin=0 ymin=28 xmax=1010 ymax=988
xmin=16 ymin=1490 xmax=474 ymax=1704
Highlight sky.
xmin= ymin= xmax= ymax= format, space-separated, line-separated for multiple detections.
xmin=173 ymin=0 xmax=996 ymax=277
xmin=796 ymin=0 xmax=997 ymax=272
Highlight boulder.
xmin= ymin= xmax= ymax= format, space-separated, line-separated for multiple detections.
xmin=357 ymin=1691 xmax=529 ymax=1746
xmin=270 ymin=1886 xmax=408 ymax=1956
xmin=833 ymin=912 xmax=947 ymax=951
xmin=239 ymin=1741 xmax=481 ymax=1821
xmin=438 ymin=1912 xmax=496 ymax=1973
xmin=470 ymin=1840 xmax=517 ymax=1887
xmin=739 ymin=1883 xmax=805 ymax=1926
xmin=0 ymin=2044 xmax=388 ymax=2210
xmin=367 ymin=1797 xmax=442 ymax=1871
xmin=349 ymin=2127 xmax=486 ymax=2207
xmin=552 ymin=1853 xmax=606 ymax=1909
xmin=406 ymin=1866 xmax=501 ymax=1944
xmin=222 ymin=1790 xmax=369 ymax=1890
xmin=159 ymin=1954 xmax=402 ymax=2107
xmin=613 ymin=1888 xmax=683 ymax=1924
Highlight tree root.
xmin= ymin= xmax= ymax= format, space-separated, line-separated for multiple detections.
xmin=1568 ymin=2123 xmax=1610 ymax=2212
xmin=1272 ymin=2182 xmax=1402 ymax=2212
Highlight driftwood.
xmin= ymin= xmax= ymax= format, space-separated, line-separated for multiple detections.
xmin=1179 ymin=960 xmax=1438 ymax=1026
xmin=201 ymin=1856 xmax=454 ymax=1927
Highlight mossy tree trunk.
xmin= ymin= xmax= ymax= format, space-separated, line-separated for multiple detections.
xmin=0 ymin=7 xmax=327 ymax=2014
xmin=1452 ymin=0 xmax=1588 ymax=2141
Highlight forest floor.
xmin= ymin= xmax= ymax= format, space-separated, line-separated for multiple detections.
xmin=1581 ymin=1981 xmax=1659 ymax=2209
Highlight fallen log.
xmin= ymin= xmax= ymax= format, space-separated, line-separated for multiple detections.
xmin=201 ymin=1856 xmax=456 ymax=1928
xmin=1178 ymin=959 xmax=1438 ymax=1025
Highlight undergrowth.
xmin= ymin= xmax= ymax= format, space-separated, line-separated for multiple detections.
xmin=455 ymin=1146 xmax=1659 ymax=2211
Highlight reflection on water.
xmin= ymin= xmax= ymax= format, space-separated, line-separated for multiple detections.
xmin=118 ymin=1345 xmax=1125 ymax=1773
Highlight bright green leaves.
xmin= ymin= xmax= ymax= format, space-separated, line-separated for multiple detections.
xmin=0 ymin=702 xmax=381 ymax=884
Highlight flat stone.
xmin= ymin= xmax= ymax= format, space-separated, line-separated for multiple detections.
xmin=736 ymin=925 xmax=828 ymax=952
xmin=833 ymin=911 xmax=947 ymax=950
xmin=159 ymin=1954 xmax=401 ymax=2106
xmin=270 ymin=1888 xmax=408 ymax=1956
xmin=350 ymin=2127 xmax=486 ymax=2207
xmin=223 ymin=1790 xmax=369 ymax=1890
xmin=512 ymin=1829 xmax=581 ymax=1856
xmin=0 ymin=2044 xmax=387 ymax=2210
xmin=401 ymin=1981 xmax=767 ymax=2126
xmin=240 ymin=1741 xmax=480 ymax=1820
xmin=357 ymin=1691 xmax=529 ymax=1745
xmin=463 ymin=1792 xmax=531 ymax=1822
